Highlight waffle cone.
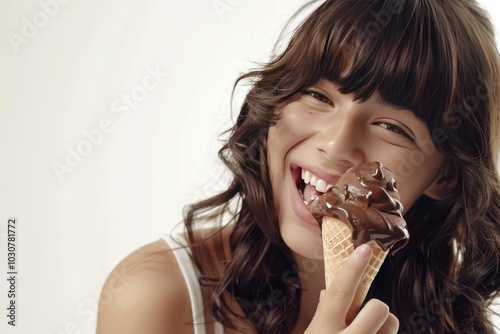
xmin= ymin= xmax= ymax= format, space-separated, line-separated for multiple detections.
xmin=322 ymin=216 xmax=388 ymax=322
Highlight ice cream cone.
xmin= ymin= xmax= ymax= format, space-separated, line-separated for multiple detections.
xmin=322 ymin=216 xmax=388 ymax=323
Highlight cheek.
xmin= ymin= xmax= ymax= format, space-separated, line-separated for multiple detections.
xmin=271 ymin=114 xmax=303 ymax=145
xmin=397 ymin=179 xmax=426 ymax=213
xmin=268 ymin=105 xmax=321 ymax=151
xmin=268 ymin=107 xmax=319 ymax=208
xmin=267 ymin=115 xmax=303 ymax=196
xmin=394 ymin=160 xmax=444 ymax=212
xmin=380 ymin=149 xmax=444 ymax=213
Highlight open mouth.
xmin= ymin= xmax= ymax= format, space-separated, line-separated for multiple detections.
xmin=296 ymin=168 xmax=335 ymax=204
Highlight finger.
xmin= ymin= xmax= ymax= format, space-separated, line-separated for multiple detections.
xmin=316 ymin=244 xmax=372 ymax=326
xmin=376 ymin=313 xmax=399 ymax=334
xmin=348 ymin=299 xmax=389 ymax=333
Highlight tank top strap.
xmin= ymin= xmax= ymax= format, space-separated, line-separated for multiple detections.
xmin=162 ymin=233 xmax=225 ymax=334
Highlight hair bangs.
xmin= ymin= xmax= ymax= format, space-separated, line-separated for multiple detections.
xmin=258 ymin=0 xmax=489 ymax=147
xmin=320 ymin=1 xmax=455 ymax=125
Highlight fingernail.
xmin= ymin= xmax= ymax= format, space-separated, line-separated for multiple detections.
xmin=319 ymin=289 xmax=326 ymax=302
xmin=354 ymin=244 xmax=371 ymax=257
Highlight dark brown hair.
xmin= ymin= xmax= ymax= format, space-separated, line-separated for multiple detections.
xmin=184 ymin=0 xmax=500 ymax=332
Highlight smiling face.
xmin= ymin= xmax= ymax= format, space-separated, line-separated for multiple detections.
xmin=267 ymin=79 xmax=445 ymax=259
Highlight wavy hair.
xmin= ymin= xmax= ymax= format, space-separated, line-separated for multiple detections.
xmin=184 ymin=0 xmax=500 ymax=332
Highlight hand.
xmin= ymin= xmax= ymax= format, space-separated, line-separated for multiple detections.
xmin=304 ymin=244 xmax=399 ymax=334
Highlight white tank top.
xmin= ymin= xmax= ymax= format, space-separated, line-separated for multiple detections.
xmin=162 ymin=233 xmax=225 ymax=334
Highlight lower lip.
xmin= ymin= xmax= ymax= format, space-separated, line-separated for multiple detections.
xmin=290 ymin=171 xmax=321 ymax=228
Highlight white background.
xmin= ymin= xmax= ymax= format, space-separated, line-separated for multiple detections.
xmin=0 ymin=1 xmax=499 ymax=333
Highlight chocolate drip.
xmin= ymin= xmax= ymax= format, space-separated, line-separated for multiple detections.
xmin=308 ymin=162 xmax=409 ymax=253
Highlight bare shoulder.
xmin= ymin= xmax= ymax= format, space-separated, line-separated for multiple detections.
xmin=96 ymin=238 xmax=193 ymax=334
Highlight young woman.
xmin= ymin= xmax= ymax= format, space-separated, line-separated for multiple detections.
xmin=96 ymin=0 xmax=500 ymax=333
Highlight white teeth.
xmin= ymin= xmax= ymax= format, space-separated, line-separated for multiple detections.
xmin=301 ymin=168 xmax=334 ymax=194
xmin=315 ymin=179 xmax=327 ymax=193
xmin=304 ymin=170 xmax=311 ymax=184
xmin=310 ymin=175 xmax=317 ymax=186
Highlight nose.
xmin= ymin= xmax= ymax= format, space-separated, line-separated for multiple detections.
xmin=316 ymin=113 xmax=365 ymax=167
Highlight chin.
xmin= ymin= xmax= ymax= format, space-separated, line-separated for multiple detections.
xmin=279 ymin=216 xmax=324 ymax=261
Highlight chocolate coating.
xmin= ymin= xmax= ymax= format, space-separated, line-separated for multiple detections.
xmin=308 ymin=161 xmax=409 ymax=253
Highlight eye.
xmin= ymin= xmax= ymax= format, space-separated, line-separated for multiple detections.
xmin=301 ymin=89 xmax=334 ymax=106
xmin=374 ymin=122 xmax=415 ymax=141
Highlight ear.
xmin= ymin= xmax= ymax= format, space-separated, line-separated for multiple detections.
xmin=423 ymin=163 xmax=457 ymax=200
